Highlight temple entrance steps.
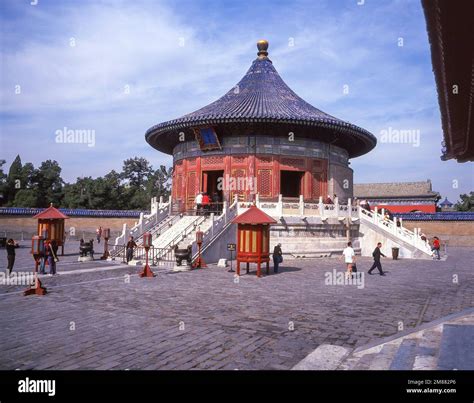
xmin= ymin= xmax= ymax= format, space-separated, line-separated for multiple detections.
xmin=152 ymin=215 xmax=207 ymax=250
xmin=112 ymin=196 xmax=171 ymax=254
xmin=292 ymin=308 xmax=474 ymax=370
xmin=358 ymin=207 xmax=434 ymax=259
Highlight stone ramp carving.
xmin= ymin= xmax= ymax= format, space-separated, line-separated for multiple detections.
xmin=292 ymin=308 xmax=474 ymax=370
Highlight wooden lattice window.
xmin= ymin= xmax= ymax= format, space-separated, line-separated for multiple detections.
xmin=231 ymin=168 xmax=247 ymax=201
xmin=232 ymin=156 xmax=246 ymax=165
xmin=313 ymin=159 xmax=323 ymax=172
xmin=175 ymin=174 xmax=183 ymax=199
xmin=202 ymin=156 xmax=224 ymax=166
xmin=257 ymin=169 xmax=272 ymax=197
xmin=257 ymin=156 xmax=272 ymax=165
xmin=281 ymin=158 xmax=304 ymax=168
xmin=312 ymin=172 xmax=323 ymax=199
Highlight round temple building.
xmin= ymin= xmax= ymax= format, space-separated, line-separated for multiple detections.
xmin=146 ymin=40 xmax=376 ymax=212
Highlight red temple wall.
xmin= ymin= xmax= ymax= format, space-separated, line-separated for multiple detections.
xmin=172 ymin=155 xmax=328 ymax=210
xmin=374 ymin=204 xmax=436 ymax=213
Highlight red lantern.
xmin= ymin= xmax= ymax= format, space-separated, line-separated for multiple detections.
xmin=196 ymin=229 xmax=203 ymax=245
xmin=143 ymin=232 xmax=152 ymax=249
xmin=139 ymin=232 xmax=155 ymax=278
xmin=192 ymin=228 xmax=206 ymax=268
xmin=25 ymin=235 xmax=47 ymax=296
xmin=31 ymin=235 xmax=44 ymax=255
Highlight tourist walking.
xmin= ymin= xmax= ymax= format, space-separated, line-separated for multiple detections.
xmin=273 ymin=243 xmax=283 ymax=273
xmin=342 ymin=241 xmax=355 ymax=278
xmin=201 ymin=193 xmax=210 ymax=215
xmin=432 ymin=236 xmax=441 ymax=260
xmin=96 ymin=226 xmax=102 ymax=244
xmin=6 ymin=238 xmax=17 ymax=275
xmin=45 ymin=240 xmax=58 ymax=276
xmin=195 ymin=192 xmax=203 ymax=215
xmin=126 ymin=236 xmax=137 ymax=263
xmin=39 ymin=252 xmax=46 ymax=274
xmin=368 ymin=242 xmax=386 ymax=276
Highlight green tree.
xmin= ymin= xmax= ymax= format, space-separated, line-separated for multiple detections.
xmin=6 ymin=154 xmax=23 ymax=205
xmin=121 ymin=157 xmax=153 ymax=189
xmin=63 ymin=177 xmax=95 ymax=208
xmin=148 ymin=165 xmax=172 ymax=199
xmin=34 ymin=160 xmax=64 ymax=207
xmin=103 ymin=170 xmax=125 ymax=209
xmin=12 ymin=189 xmax=37 ymax=207
xmin=0 ymin=159 xmax=7 ymax=205
xmin=455 ymin=192 xmax=474 ymax=211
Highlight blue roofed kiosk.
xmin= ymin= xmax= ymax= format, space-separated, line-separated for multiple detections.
xmin=146 ymin=40 xmax=376 ymax=212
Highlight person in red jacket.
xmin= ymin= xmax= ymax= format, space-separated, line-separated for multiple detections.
xmin=432 ymin=237 xmax=441 ymax=260
xmin=201 ymin=193 xmax=210 ymax=215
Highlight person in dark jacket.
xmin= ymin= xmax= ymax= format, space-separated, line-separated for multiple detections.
xmin=273 ymin=243 xmax=282 ymax=273
xmin=45 ymin=241 xmax=58 ymax=276
xmin=211 ymin=192 xmax=220 ymax=214
xmin=126 ymin=236 xmax=137 ymax=263
xmin=368 ymin=242 xmax=386 ymax=276
xmin=6 ymin=238 xmax=18 ymax=275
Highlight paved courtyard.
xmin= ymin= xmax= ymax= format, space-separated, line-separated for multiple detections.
xmin=0 ymin=246 xmax=473 ymax=370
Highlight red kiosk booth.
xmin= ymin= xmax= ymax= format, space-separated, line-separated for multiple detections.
xmin=33 ymin=203 xmax=69 ymax=255
xmin=232 ymin=205 xmax=277 ymax=277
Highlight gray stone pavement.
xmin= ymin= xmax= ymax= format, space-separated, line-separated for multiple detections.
xmin=0 ymin=247 xmax=472 ymax=370
xmin=0 ymin=240 xmax=118 ymax=273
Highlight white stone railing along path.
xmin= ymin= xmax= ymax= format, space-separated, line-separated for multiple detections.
xmin=358 ymin=206 xmax=432 ymax=255
xmin=113 ymin=193 xmax=432 ymax=263
xmin=191 ymin=199 xmax=239 ymax=259
xmin=238 ymin=195 xmax=359 ymax=220
xmin=113 ymin=196 xmax=171 ymax=250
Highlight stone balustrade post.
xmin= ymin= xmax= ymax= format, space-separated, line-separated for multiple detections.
xmin=277 ymin=194 xmax=283 ymax=217
xmin=347 ymin=198 xmax=352 ymax=219
xmin=374 ymin=207 xmax=378 ymax=224
xmin=319 ymin=196 xmax=324 ymax=218
xmin=139 ymin=212 xmax=144 ymax=234
xmin=335 ymin=197 xmax=339 ymax=217
xmin=299 ymin=195 xmax=304 ymax=217
xmin=211 ymin=213 xmax=215 ymax=237
xmin=256 ymin=193 xmax=260 ymax=208
xmin=168 ymin=195 xmax=172 ymax=215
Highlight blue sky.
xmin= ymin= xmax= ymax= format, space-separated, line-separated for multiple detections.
xmin=1 ymin=0 xmax=473 ymax=203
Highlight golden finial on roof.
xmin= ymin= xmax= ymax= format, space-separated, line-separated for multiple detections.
xmin=257 ymin=39 xmax=269 ymax=59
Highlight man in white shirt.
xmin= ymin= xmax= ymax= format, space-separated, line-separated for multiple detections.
xmin=342 ymin=241 xmax=355 ymax=278
xmin=195 ymin=192 xmax=203 ymax=215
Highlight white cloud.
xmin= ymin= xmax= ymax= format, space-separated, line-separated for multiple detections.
xmin=0 ymin=0 xmax=472 ymax=203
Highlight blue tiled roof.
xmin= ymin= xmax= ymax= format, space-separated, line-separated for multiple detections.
xmin=0 ymin=207 xmax=143 ymax=218
xmin=439 ymin=197 xmax=453 ymax=206
xmin=146 ymin=43 xmax=376 ymax=158
xmin=396 ymin=212 xmax=474 ymax=221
